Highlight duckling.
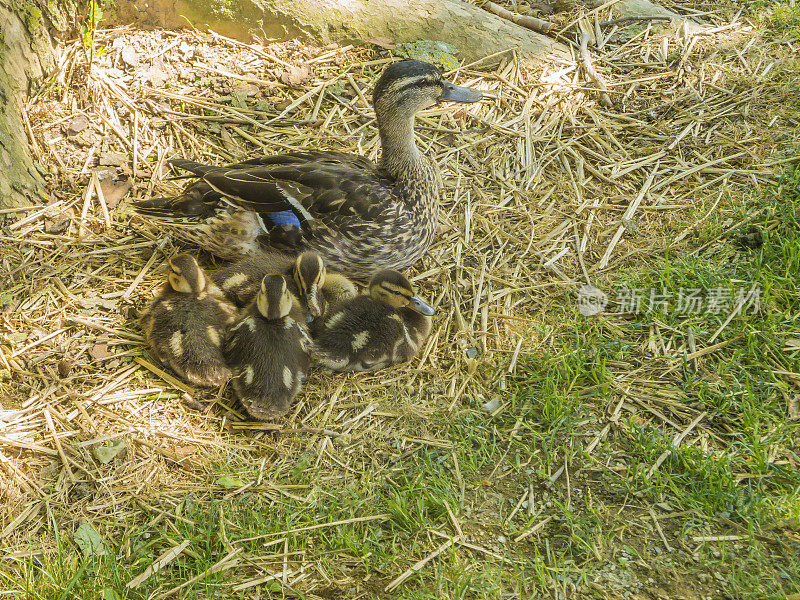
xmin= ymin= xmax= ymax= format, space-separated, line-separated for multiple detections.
xmin=319 ymin=272 xmax=359 ymax=315
xmin=140 ymin=254 xmax=237 ymax=386
xmin=213 ymin=250 xmax=358 ymax=320
xmin=224 ymin=274 xmax=311 ymax=420
xmin=310 ymin=270 xmax=435 ymax=372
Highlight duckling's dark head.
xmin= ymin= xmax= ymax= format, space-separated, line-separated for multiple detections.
xmin=372 ymin=60 xmax=482 ymax=118
xmin=369 ymin=269 xmax=436 ymax=316
xmin=257 ymin=275 xmax=294 ymax=320
xmin=293 ymin=251 xmax=326 ymax=318
xmin=167 ymin=254 xmax=206 ymax=294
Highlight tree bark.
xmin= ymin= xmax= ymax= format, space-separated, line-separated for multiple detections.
xmin=604 ymin=0 xmax=707 ymax=36
xmin=111 ymin=0 xmax=571 ymax=65
xmin=0 ymin=0 xmax=67 ymax=208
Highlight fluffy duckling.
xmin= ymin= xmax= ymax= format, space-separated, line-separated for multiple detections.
xmin=213 ymin=250 xmax=358 ymax=319
xmin=140 ymin=254 xmax=237 ymax=386
xmin=310 ymin=270 xmax=434 ymax=372
xmin=224 ymin=274 xmax=312 ymax=420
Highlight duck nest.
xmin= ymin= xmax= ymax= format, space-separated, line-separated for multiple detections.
xmin=0 ymin=11 xmax=794 ymax=595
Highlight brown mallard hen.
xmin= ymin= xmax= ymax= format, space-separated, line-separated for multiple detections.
xmin=133 ymin=60 xmax=482 ymax=278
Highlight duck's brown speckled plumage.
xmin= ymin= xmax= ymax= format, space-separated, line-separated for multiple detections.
xmin=134 ymin=60 xmax=481 ymax=278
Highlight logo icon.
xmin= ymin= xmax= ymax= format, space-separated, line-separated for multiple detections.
xmin=577 ymin=284 xmax=608 ymax=316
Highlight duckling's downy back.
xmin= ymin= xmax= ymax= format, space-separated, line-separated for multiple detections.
xmin=224 ymin=275 xmax=311 ymax=419
xmin=141 ymin=254 xmax=236 ymax=386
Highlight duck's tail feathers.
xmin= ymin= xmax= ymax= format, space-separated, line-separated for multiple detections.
xmin=168 ymin=158 xmax=220 ymax=176
xmin=133 ymin=183 xmax=221 ymax=219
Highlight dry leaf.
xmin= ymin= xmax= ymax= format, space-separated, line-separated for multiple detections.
xmin=74 ymin=522 xmax=108 ymax=556
xmin=93 ymin=440 xmax=127 ymax=464
xmin=57 ymin=359 xmax=73 ymax=378
xmin=88 ymin=343 xmax=113 ymax=360
xmin=121 ymin=46 xmax=139 ymax=68
xmin=68 ymin=114 xmax=89 ymax=135
xmin=99 ymin=151 xmax=127 ymax=167
xmin=789 ymin=396 xmax=800 ymax=420
xmin=220 ymin=126 xmax=236 ymax=153
xmin=98 ymin=177 xmax=132 ymax=209
xmin=45 ymin=212 xmax=71 ymax=235
xmin=138 ymin=64 xmax=169 ymax=87
xmin=280 ymin=65 xmax=311 ymax=87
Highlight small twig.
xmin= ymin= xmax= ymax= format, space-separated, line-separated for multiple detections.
xmin=127 ymin=540 xmax=191 ymax=588
xmin=663 ymin=334 xmax=746 ymax=375
xmin=708 ymin=283 xmax=758 ymax=343
xmin=157 ymin=548 xmax=242 ymax=599
xmin=122 ymin=238 xmax=168 ymax=300
xmin=43 ymin=408 xmax=76 ymax=484
xmin=579 ymin=19 xmax=613 ymax=108
xmin=134 ymin=356 xmax=197 ymax=397
xmin=647 ymin=412 xmax=707 ymax=477
xmin=648 ymin=506 xmax=673 ymax=552
xmin=598 ymin=163 xmax=659 ymax=269
xmin=513 ymin=515 xmax=553 ymax=543
xmin=92 ymin=172 xmax=111 ymax=230
xmin=480 ymin=1 xmax=555 ymax=34
xmin=79 ymin=176 xmax=94 ymax=240
xmin=8 ymin=201 xmax=64 ymax=232
xmin=600 ymin=16 xmax=671 ymax=28
xmin=385 ymin=537 xmax=458 ymax=592
xmin=235 ymin=514 xmax=389 ymax=543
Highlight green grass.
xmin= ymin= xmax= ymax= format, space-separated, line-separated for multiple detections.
xmin=512 ymin=167 xmax=800 ymax=598
xmin=9 ymin=177 xmax=800 ymax=599
xmin=769 ymin=2 xmax=800 ymax=35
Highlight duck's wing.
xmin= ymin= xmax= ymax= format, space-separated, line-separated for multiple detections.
xmin=134 ymin=157 xmax=310 ymax=224
xmin=134 ymin=153 xmax=396 ymax=238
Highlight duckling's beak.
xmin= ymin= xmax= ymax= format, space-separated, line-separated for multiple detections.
xmin=305 ymin=286 xmax=324 ymax=318
xmin=440 ymin=82 xmax=482 ymax=103
xmin=409 ymin=296 xmax=436 ymax=316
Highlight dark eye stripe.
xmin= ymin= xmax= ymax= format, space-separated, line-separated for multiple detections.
xmin=391 ymin=79 xmax=440 ymax=97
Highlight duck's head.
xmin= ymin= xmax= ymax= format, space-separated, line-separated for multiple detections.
xmin=292 ymin=251 xmax=326 ymax=318
xmin=256 ymin=275 xmax=295 ymax=320
xmin=372 ymin=60 xmax=482 ymax=119
xmin=368 ymin=270 xmax=436 ymax=316
xmin=167 ymin=254 xmax=206 ymax=294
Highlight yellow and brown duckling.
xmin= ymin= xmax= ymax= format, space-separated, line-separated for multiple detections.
xmin=140 ymin=254 xmax=237 ymax=387
xmin=310 ymin=270 xmax=434 ymax=372
xmin=133 ymin=60 xmax=483 ymax=278
xmin=213 ymin=250 xmax=357 ymax=320
xmin=224 ymin=274 xmax=312 ymax=420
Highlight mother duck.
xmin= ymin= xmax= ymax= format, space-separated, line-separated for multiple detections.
xmin=134 ymin=60 xmax=482 ymax=278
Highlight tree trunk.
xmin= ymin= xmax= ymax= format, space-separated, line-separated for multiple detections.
xmin=602 ymin=0 xmax=707 ymax=35
xmin=0 ymin=0 xmax=70 ymax=208
xmin=111 ymin=0 xmax=572 ymax=65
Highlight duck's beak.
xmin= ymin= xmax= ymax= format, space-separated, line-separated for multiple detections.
xmin=440 ymin=81 xmax=482 ymax=103
xmin=409 ymin=296 xmax=436 ymax=316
